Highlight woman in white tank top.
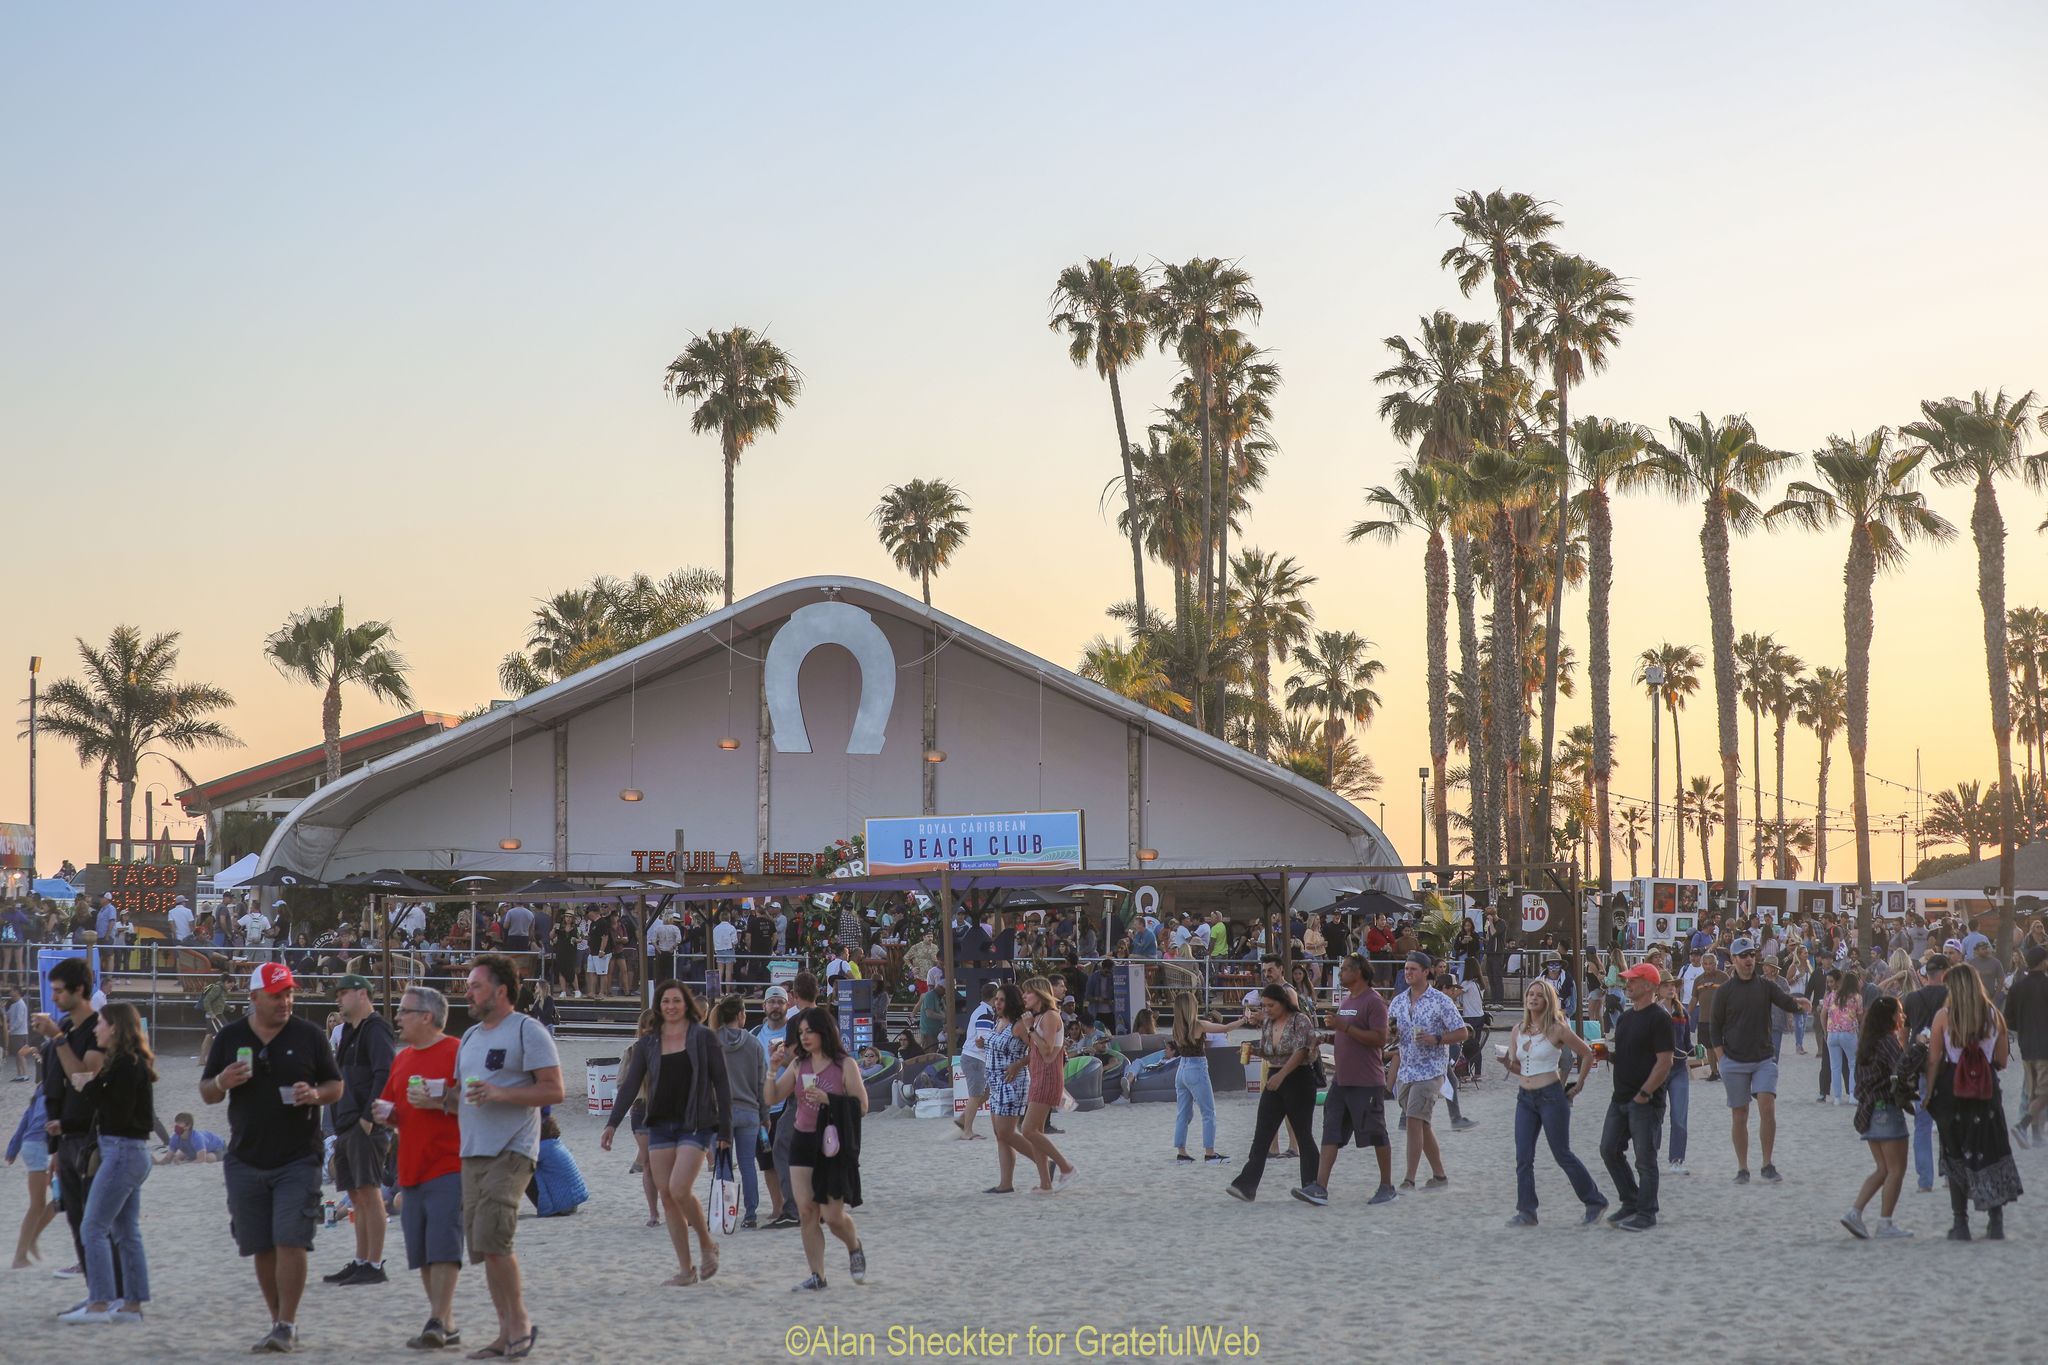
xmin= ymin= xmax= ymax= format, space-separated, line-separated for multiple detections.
xmin=1503 ymin=979 xmax=1607 ymax=1227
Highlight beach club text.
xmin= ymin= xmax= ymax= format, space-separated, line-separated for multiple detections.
xmin=865 ymin=811 xmax=1084 ymax=875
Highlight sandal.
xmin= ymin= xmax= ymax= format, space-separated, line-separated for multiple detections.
xmin=506 ymin=1327 xmax=540 ymax=1360
xmin=465 ymin=1346 xmax=507 ymax=1361
xmin=699 ymin=1242 xmax=720 ymax=1281
xmin=664 ymin=1268 xmax=699 ymax=1287
xmin=982 ymin=1185 xmax=1015 ymax=1194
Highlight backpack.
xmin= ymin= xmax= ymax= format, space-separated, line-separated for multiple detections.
xmin=1952 ymin=1037 xmax=1993 ymax=1101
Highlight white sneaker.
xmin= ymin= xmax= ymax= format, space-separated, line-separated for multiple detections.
xmin=1840 ymin=1209 xmax=1869 ymax=1239
xmin=58 ymin=1303 xmax=118 ymax=1324
xmin=1873 ymin=1220 xmax=1914 ymax=1240
xmin=1053 ymin=1167 xmax=1077 ymax=1192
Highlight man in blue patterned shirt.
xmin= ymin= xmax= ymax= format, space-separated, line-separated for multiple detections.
xmin=1386 ymin=952 xmax=1468 ymax=1190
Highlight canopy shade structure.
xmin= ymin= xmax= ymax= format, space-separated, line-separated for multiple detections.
xmin=261 ymin=576 xmax=1407 ymax=910
xmin=212 ymin=853 xmax=261 ymax=889
xmin=331 ymin=869 xmax=441 ymax=894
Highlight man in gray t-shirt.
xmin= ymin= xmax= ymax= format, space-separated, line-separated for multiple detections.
xmin=454 ymin=957 xmax=563 ymax=1358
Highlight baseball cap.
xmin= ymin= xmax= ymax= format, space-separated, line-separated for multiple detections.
xmin=763 ymin=985 xmax=790 ymax=1002
xmin=270 ymin=899 xmax=287 ymax=908
xmin=1619 ymin=962 xmax=1663 ymax=984
xmin=2025 ymin=944 xmax=2047 ymax=970
xmin=1943 ymin=938 xmax=1965 ymax=956
xmin=335 ymin=973 xmax=373 ymax=994
xmin=1405 ymin=950 xmax=1434 ymax=969
xmin=249 ymin=962 xmax=296 ymax=994
xmin=1730 ymin=936 xmax=1757 ymax=955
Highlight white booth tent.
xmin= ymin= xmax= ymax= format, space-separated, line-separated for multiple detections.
xmin=261 ymin=577 xmax=1407 ymax=907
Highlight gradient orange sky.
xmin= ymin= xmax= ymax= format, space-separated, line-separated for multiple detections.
xmin=6 ymin=6 xmax=2045 ymax=879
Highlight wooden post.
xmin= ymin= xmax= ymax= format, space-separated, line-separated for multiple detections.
xmin=377 ymin=893 xmax=390 ymax=1012
xmin=940 ymin=867 xmax=956 ymax=1068
xmin=1278 ymin=866 xmax=1294 ymax=979
xmin=1569 ymin=864 xmax=1584 ymax=1029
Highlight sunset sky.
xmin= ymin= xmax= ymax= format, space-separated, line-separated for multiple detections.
xmin=7 ymin=4 xmax=2046 ymax=880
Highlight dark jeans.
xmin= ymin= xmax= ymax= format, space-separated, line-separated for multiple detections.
xmin=1231 ymin=1069 xmax=1317 ymax=1196
xmin=770 ymin=1103 xmax=795 ymax=1210
xmin=1514 ymin=1082 xmax=1605 ymax=1216
xmin=58 ymin=1134 xmax=121 ymax=1294
xmin=1599 ymin=1096 xmax=1664 ymax=1220
xmin=1817 ymin=1033 xmax=1831 ymax=1098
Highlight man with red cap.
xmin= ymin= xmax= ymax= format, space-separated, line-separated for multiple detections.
xmin=200 ymin=962 xmax=343 ymax=1354
xmin=1599 ymin=962 xmax=1675 ymax=1231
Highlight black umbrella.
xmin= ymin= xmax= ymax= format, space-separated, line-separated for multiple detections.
xmin=237 ymin=866 xmax=329 ymax=890
xmin=510 ymin=877 xmax=586 ymax=896
xmin=1325 ymin=889 xmax=1415 ymax=919
xmin=995 ymin=887 xmax=1085 ymax=911
xmin=333 ymin=869 xmax=443 ymax=894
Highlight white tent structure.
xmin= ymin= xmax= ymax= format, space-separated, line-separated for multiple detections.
xmin=212 ymin=852 xmax=262 ymax=889
xmin=262 ymin=577 xmax=1407 ymax=905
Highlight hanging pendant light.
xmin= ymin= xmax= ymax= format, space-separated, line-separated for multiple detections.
xmin=500 ymin=717 xmax=522 ymax=853
xmin=621 ymin=661 xmax=645 ymax=801
xmin=718 ymin=627 xmax=742 ymax=751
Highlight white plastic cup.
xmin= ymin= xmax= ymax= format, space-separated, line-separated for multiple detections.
xmin=424 ymin=1078 xmax=446 ymax=1097
xmin=371 ymin=1099 xmax=395 ymax=1122
xmin=279 ymin=1086 xmax=299 ymax=1105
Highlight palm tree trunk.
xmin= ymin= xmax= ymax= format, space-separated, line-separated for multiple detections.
xmin=722 ymin=428 xmax=739 ymax=607
xmin=1845 ymin=531 xmax=1877 ymax=952
xmin=1671 ymin=704 xmax=1687 ymax=880
xmin=323 ymin=674 xmax=345 ymax=786
xmin=1214 ymin=436 xmax=1235 ymax=641
xmin=1970 ymin=473 xmax=2017 ymax=956
xmin=1698 ymin=806 xmax=1713 ymax=886
xmin=1253 ymin=655 xmax=1273 ymax=761
xmin=1426 ymin=529 xmax=1451 ymax=881
xmin=1535 ymin=370 xmax=1570 ymax=862
xmin=1815 ymin=735 xmax=1831 ymax=883
xmin=1488 ymin=513 xmax=1518 ymax=886
xmin=1587 ymin=488 xmax=1614 ymax=905
xmin=1453 ymin=533 xmax=1490 ymax=891
xmin=97 ymin=763 xmax=110 ymax=862
xmin=1107 ymin=367 xmax=1145 ymax=627
xmin=1701 ymin=499 xmax=1742 ymax=899
xmin=1772 ymin=715 xmax=1789 ymax=878
xmin=1749 ymin=702 xmax=1762 ymax=878
xmin=1197 ymin=358 xmax=1215 ymax=626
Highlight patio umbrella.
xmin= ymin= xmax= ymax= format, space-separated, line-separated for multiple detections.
xmin=509 ymin=877 xmax=585 ymax=896
xmin=238 ymin=866 xmax=329 ymax=890
xmin=332 ymin=869 xmax=442 ymax=894
xmin=996 ymin=887 xmax=1085 ymax=910
xmin=1325 ymin=888 xmax=1414 ymax=919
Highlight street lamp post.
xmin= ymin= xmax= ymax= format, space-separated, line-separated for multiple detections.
xmin=1417 ymin=767 xmax=1430 ymax=883
xmin=27 ymin=656 xmax=40 ymax=883
xmin=1645 ymin=663 xmax=1665 ymax=879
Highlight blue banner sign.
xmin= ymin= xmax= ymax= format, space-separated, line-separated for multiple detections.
xmin=865 ymin=811 xmax=1085 ymax=876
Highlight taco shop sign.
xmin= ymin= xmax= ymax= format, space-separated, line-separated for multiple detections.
xmin=865 ymin=811 xmax=1084 ymax=876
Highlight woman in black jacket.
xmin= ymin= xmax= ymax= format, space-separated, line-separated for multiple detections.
xmin=600 ymin=980 xmax=732 ymax=1285
xmin=62 ymin=1002 xmax=156 ymax=1324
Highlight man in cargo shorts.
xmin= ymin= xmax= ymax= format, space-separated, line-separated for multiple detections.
xmin=457 ymin=956 xmax=564 ymax=1360
xmin=1386 ymin=952 xmax=1468 ymax=1191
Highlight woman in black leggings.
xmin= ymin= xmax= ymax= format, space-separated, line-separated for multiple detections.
xmin=1225 ymin=984 xmax=1318 ymax=1202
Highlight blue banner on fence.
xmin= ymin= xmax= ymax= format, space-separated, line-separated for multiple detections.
xmin=38 ymin=945 xmax=101 ymax=1017
xmin=864 ymin=811 xmax=1085 ymax=876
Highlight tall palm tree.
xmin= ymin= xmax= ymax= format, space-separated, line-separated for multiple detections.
xmin=1638 ymin=643 xmax=1704 ymax=878
xmin=1765 ymin=657 xmax=1804 ymax=878
xmin=663 ymin=327 xmax=803 ymax=606
xmin=1682 ymin=775 xmax=1724 ymax=886
xmin=262 ymin=602 xmax=415 ymax=785
xmin=1441 ymin=189 xmax=1559 ymax=378
xmin=1350 ymin=462 xmax=1455 ymax=874
xmin=1077 ymin=637 xmax=1191 ymax=717
xmin=1151 ymin=258 xmax=1261 ymax=632
xmin=1374 ymin=312 xmax=1495 ymax=882
xmin=1904 ymin=390 xmax=2043 ymax=943
xmin=1115 ymin=425 xmax=1204 ymax=606
xmin=872 ymin=479 xmax=971 ymax=606
xmin=1641 ymin=414 xmax=1793 ymax=896
xmin=1229 ymin=549 xmax=1317 ymax=762
xmin=1775 ymin=430 xmax=1955 ymax=940
xmin=499 ymin=569 xmax=722 ymax=695
xmin=1050 ymin=258 xmax=1154 ymax=622
xmin=1284 ymin=631 xmax=1385 ymax=792
xmin=1921 ymin=781 xmax=2000 ymax=865
xmin=1189 ymin=334 xmax=1280 ymax=628
xmin=1462 ymin=447 xmax=1546 ymax=878
xmin=1735 ymin=633 xmax=1799 ymax=877
xmin=1570 ymin=416 xmax=1652 ymax=896
xmin=32 ymin=626 xmax=239 ymax=860
xmin=2012 ymin=605 xmax=2048 ymax=831
xmin=1273 ymin=715 xmax=1382 ymax=800
xmin=1516 ymin=254 xmax=1633 ymax=856
xmin=1618 ymin=804 xmax=1648 ymax=880
xmin=1793 ymin=667 xmax=1848 ymax=881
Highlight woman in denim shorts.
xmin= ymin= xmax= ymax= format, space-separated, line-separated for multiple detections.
xmin=1841 ymin=995 xmax=1913 ymax=1240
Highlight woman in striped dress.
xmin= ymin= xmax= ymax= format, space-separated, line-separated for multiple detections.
xmin=983 ymin=984 xmax=1040 ymax=1194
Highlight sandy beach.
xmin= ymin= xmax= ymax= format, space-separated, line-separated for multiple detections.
xmin=1 ymin=1034 xmax=2038 ymax=1365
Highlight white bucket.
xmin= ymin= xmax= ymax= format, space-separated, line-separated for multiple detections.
xmin=586 ymin=1057 xmax=621 ymax=1117
xmin=914 ymin=1099 xmax=950 ymax=1119
xmin=952 ymin=1058 xmax=970 ymax=1116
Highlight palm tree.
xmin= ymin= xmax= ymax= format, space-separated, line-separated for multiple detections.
xmin=1516 ymin=254 xmax=1633 ymax=856
xmin=1077 ymin=637 xmax=1192 ymax=717
xmin=1793 ymin=667 xmax=1848 ymax=882
xmin=1229 ymin=549 xmax=1316 ymax=762
xmin=1638 ymin=643 xmax=1704 ymax=877
xmin=1374 ymin=312 xmax=1495 ymax=882
xmin=1151 ymin=258 xmax=1261 ymax=631
xmin=663 ymin=327 xmax=803 ymax=606
xmin=1735 ymin=633 xmax=1800 ymax=877
xmin=1441 ymin=189 xmax=1559 ymax=377
xmin=1904 ymin=390 xmax=2044 ymax=942
xmin=1350 ymin=463 xmax=1455 ymax=874
xmin=1777 ymin=429 xmax=1955 ymax=944
xmin=32 ymin=626 xmax=239 ymax=860
xmin=1682 ymin=775 xmax=1724 ymax=885
xmin=1618 ymin=804 xmax=1648 ymax=880
xmin=262 ymin=602 xmax=415 ymax=785
xmin=1284 ymin=631 xmax=1385 ymax=791
xmin=1641 ymin=414 xmax=1794 ymax=896
xmin=2012 ymin=606 xmax=2048 ymax=832
xmin=1921 ymin=781 xmax=2000 ymax=865
xmin=1190 ymin=334 xmax=1280 ymax=628
xmin=1050 ymin=258 xmax=1154 ymax=622
xmin=499 ymin=569 xmax=722 ymax=695
xmin=1115 ymin=425 xmax=1204 ymax=606
xmin=1273 ymin=714 xmax=1382 ymax=800
xmin=1462 ymin=447 xmax=1546 ymax=879
xmin=1765 ymin=658 xmax=1805 ymax=878
xmin=872 ymin=479 xmax=971 ymax=605
xmin=1569 ymin=416 xmax=1652 ymax=896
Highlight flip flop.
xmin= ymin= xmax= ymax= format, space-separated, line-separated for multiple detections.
xmin=699 ymin=1244 xmax=720 ymax=1281
xmin=465 ymin=1345 xmax=506 ymax=1360
xmin=506 ymin=1327 xmax=540 ymax=1360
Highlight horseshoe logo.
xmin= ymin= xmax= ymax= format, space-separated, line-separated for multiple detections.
xmin=764 ymin=602 xmax=897 ymax=755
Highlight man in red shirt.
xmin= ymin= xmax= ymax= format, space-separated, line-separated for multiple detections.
xmin=1364 ymin=917 xmax=1396 ymax=987
xmin=373 ymin=985 xmax=465 ymax=1350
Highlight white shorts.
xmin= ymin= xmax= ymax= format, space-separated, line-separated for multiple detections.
xmin=588 ymin=953 xmax=613 ymax=974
